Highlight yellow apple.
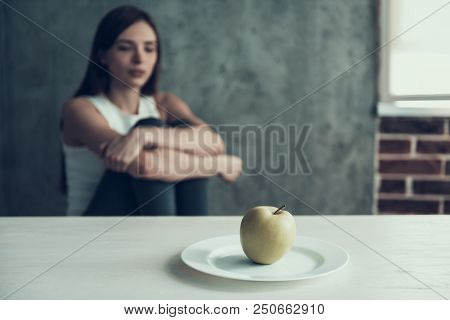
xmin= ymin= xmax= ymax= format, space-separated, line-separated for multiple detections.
xmin=240 ymin=205 xmax=296 ymax=265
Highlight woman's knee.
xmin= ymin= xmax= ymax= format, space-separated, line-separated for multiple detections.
xmin=133 ymin=117 xmax=164 ymax=129
xmin=166 ymin=119 xmax=218 ymax=133
xmin=166 ymin=119 xmax=192 ymax=128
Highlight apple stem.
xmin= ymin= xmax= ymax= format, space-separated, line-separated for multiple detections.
xmin=273 ymin=205 xmax=286 ymax=215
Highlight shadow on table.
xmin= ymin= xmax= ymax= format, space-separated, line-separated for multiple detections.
xmin=165 ymin=252 xmax=324 ymax=293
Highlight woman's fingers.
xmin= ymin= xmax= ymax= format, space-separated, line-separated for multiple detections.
xmin=217 ymin=155 xmax=242 ymax=183
xmin=103 ymin=133 xmax=141 ymax=172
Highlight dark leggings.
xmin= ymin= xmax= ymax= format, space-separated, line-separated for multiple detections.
xmin=83 ymin=118 xmax=208 ymax=216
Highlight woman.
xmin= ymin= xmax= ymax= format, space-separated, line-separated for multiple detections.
xmin=60 ymin=5 xmax=242 ymax=216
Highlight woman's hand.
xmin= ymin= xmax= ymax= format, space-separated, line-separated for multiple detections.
xmin=217 ymin=155 xmax=243 ymax=183
xmin=102 ymin=129 xmax=142 ymax=172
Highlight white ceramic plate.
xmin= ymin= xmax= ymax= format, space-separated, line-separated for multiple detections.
xmin=181 ymin=234 xmax=349 ymax=282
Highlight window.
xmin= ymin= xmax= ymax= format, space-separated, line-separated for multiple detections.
xmin=378 ymin=0 xmax=450 ymax=116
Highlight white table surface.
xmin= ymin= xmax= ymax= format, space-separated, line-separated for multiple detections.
xmin=0 ymin=215 xmax=449 ymax=300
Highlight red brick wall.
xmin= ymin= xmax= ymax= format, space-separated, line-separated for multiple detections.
xmin=375 ymin=117 xmax=450 ymax=214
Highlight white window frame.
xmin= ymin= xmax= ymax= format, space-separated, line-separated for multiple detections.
xmin=378 ymin=0 xmax=450 ymax=117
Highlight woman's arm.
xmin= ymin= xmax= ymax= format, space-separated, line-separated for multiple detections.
xmin=127 ymin=148 xmax=242 ymax=183
xmin=62 ymin=97 xmax=150 ymax=172
xmin=61 ymin=97 xmax=121 ymax=156
xmin=134 ymin=125 xmax=225 ymax=156
xmin=156 ymin=92 xmax=206 ymax=126
xmin=97 ymin=117 xmax=225 ymax=171
xmin=149 ymin=92 xmax=225 ymax=155
xmin=103 ymin=92 xmax=226 ymax=167
xmin=61 ymin=97 xmax=240 ymax=180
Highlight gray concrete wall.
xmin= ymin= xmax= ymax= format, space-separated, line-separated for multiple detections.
xmin=0 ymin=0 xmax=378 ymax=216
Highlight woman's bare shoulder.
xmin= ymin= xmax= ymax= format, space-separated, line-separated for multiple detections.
xmin=61 ymin=97 xmax=106 ymax=137
xmin=62 ymin=97 xmax=104 ymax=124
xmin=61 ymin=98 xmax=92 ymax=145
xmin=155 ymin=91 xmax=185 ymax=105
xmin=63 ymin=96 xmax=95 ymax=113
xmin=156 ymin=92 xmax=205 ymax=125
xmin=154 ymin=91 xmax=172 ymax=106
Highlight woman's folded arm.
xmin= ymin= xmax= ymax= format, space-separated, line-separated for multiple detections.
xmin=127 ymin=147 xmax=241 ymax=183
xmin=135 ymin=125 xmax=225 ymax=156
xmin=147 ymin=92 xmax=226 ymax=156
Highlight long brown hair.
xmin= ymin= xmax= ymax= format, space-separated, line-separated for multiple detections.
xmin=61 ymin=5 xmax=162 ymax=193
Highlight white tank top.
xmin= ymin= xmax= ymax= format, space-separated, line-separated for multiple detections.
xmin=62 ymin=94 xmax=161 ymax=216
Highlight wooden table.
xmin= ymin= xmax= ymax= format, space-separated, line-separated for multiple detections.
xmin=0 ymin=216 xmax=449 ymax=299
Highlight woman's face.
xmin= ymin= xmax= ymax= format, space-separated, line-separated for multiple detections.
xmin=102 ymin=20 xmax=158 ymax=90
